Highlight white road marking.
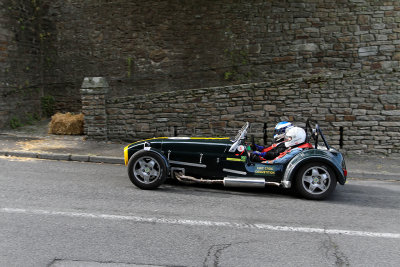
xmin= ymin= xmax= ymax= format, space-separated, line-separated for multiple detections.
xmin=2 ymin=207 xmax=400 ymax=239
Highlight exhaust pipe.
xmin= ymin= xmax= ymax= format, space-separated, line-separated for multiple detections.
xmin=223 ymin=177 xmax=265 ymax=188
xmin=174 ymin=172 xmax=223 ymax=185
xmin=173 ymin=172 xmax=280 ymax=188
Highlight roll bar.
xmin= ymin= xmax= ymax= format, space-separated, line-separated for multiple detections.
xmin=305 ymin=119 xmax=330 ymax=150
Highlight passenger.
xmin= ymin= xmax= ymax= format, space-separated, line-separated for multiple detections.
xmin=262 ymin=126 xmax=312 ymax=164
xmin=251 ymin=121 xmax=293 ymax=162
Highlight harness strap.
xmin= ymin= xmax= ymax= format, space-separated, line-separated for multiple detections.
xmin=261 ymin=141 xmax=283 ymax=153
xmin=298 ymin=143 xmax=313 ymax=149
xmin=261 ymin=143 xmax=313 ymax=164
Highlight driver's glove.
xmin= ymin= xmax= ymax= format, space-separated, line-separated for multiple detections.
xmin=253 ymin=151 xmax=266 ymax=157
xmin=250 ymin=153 xmax=261 ymax=162
xmin=250 ymin=152 xmax=262 ymax=162
xmin=253 ymin=144 xmax=264 ymax=151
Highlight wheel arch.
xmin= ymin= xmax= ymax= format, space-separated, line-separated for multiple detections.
xmin=282 ymin=155 xmax=346 ymax=188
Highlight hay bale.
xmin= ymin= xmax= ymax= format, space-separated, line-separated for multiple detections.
xmin=48 ymin=113 xmax=84 ymax=135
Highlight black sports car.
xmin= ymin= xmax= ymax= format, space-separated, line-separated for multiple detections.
xmin=124 ymin=121 xmax=347 ymax=200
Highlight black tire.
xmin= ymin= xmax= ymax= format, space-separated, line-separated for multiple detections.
xmin=127 ymin=150 xmax=167 ymax=190
xmin=294 ymin=162 xmax=337 ymax=200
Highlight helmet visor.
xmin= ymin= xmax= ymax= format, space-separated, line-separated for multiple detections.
xmin=274 ymin=128 xmax=286 ymax=137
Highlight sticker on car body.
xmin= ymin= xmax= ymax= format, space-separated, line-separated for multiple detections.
xmin=226 ymin=156 xmax=246 ymax=162
xmin=254 ymin=165 xmax=275 ymax=176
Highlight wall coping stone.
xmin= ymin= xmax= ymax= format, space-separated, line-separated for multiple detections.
xmin=81 ymin=77 xmax=110 ymax=89
xmin=108 ymin=69 xmax=400 ymax=103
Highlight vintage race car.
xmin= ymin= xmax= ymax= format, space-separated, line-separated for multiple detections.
xmin=124 ymin=121 xmax=347 ymax=200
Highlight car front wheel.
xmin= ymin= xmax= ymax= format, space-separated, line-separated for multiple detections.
xmin=127 ymin=150 xmax=167 ymax=190
xmin=295 ymin=162 xmax=337 ymax=200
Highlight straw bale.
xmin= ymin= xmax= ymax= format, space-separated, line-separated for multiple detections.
xmin=48 ymin=113 xmax=84 ymax=135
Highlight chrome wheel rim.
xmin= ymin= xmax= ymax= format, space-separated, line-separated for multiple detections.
xmin=133 ymin=156 xmax=161 ymax=184
xmin=301 ymin=166 xmax=331 ymax=195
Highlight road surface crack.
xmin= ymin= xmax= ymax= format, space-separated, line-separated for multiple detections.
xmin=203 ymin=243 xmax=232 ymax=267
xmin=322 ymin=233 xmax=350 ymax=266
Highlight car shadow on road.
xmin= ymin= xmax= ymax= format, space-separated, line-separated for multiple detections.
xmin=163 ymin=179 xmax=400 ymax=209
xmin=163 ymin=179 xmax=297 ymax=199
xmin=326 ymin=182 xmax=400 ymax=209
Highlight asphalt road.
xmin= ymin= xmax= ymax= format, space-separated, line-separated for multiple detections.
xmin=0 ymin=156 xmax=399 ymax=267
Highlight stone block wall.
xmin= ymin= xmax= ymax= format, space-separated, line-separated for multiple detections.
xmin=82 ymin=70 xmax=400 ymax=155
xmin=3 ymin=0 xmax=400 ymax=135
xmin=0 ymin=0 xmax=79 ymax=129
xmin=0 ymin=0 xmax=44 ymax=128
xmin=44 ymin=0 xmax=400 ymax=98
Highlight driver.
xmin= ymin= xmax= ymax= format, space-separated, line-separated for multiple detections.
xmin=250 ymin=121 xmax=293 ymax=162
xmin=261 ymin=126 xmax=312 ymax=164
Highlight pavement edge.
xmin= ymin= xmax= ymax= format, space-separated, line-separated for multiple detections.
xmin=0 ymin=150 xmax=124 ymax=165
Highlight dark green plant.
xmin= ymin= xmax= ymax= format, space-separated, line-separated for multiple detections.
xmin=25 ymin=113 xmax=34 ymax=125
xmin=25 ymin=112 xmax=40 ymax=125
xmin=41 ymin=95 xmax=55 ymax=117
xmin=33 ymin=112 xmax=41 ymax=121
xmin=10 ymin=117 xmax=23 ymax=129
xmin=224 ymin=71 xmax=234 ymax=81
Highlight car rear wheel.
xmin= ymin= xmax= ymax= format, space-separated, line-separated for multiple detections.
xmin=295 ymin=162 xmax=337 ymax=200
xmin=127 ymin=150 xmax=167 ymax=189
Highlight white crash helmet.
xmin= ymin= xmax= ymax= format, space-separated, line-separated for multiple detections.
xmin=274 ymin=121 xmax=293 ymax=142
xmin=284 ymin=127 xmax=306 ymax=148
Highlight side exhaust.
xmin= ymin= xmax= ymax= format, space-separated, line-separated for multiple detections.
xmin=223 ymin=177 xmax=265 ymax=188
xmin=174 ymin=172 xmax=280 ymax=188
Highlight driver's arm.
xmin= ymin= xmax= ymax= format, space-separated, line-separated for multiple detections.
xmin=262 ymin=148 xmax=303 ymax=164
xmin=261 ymin=150 xmax=281 ymax=160
xmin=257 ymin=142 xmax=286 ymax=160
xmin=253 ymin=144 xmax=264 ymax=151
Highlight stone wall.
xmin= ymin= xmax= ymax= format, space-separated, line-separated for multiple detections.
xmin=45 ymin=0 xmax=400 ymax=98
xmin=0 ymin=0 xmax=44 ymax=128
xmin=0 ymin=0 xmax=80 ymax=129
xmin=82 ymin=70 xmax=400 ymax=155
xmin=2 ymin=0 xmax=400 ymax=134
